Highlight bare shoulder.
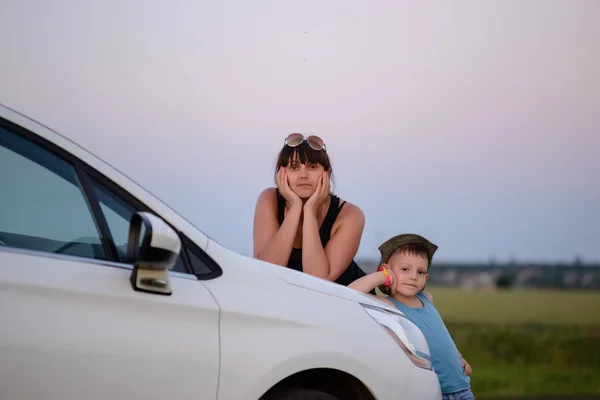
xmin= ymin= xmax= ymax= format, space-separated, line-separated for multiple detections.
xmin=336 ymin=199 xmax=365 ymax=225
xmin=256 ymin=187 xmax=278 ymax=206
xmin=253 ymin=187 xmax=280 ymax=254
xmin=422 ymin=291 xmax=434 ymax=304
xmin=253 ymin=187 xmax=278 ymax=223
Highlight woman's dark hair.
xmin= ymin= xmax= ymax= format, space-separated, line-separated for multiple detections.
xmin=274 ymin=140 xmax=334 ymax=184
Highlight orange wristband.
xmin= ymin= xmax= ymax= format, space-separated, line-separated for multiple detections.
xmin=381 ymin=268 xmax=391 ymax=286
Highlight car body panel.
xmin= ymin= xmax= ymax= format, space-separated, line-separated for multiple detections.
xmin=200 ymin=239 xmax=436 ymax=400
xmin=0 ymin=248 xmax=220 ymax=400
xmin=0 ymin=104 xmax=443 ymax=399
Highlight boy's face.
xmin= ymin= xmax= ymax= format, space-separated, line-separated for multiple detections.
xmin=385 ymin=251 xmax=430 ymax=297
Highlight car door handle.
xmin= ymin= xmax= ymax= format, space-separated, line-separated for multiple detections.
xmin=140 ymin=278 xmax=168 ymax=289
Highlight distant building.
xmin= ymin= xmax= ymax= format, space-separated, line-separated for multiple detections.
xmin=355 ymin=259 xmax=600 ymax=290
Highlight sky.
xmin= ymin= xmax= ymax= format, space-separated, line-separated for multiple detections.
xmin=1 ymin=0 xmax=599 ymax=263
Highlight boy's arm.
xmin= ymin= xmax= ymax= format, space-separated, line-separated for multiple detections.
xmin=348 ymin=271 xmax=387 ymax=293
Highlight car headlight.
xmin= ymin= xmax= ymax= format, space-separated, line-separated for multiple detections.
xmin=361 ymin=303 xmax=432 ymax=370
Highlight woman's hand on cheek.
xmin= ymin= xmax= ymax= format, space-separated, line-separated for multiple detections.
xmin=277 ymin=167 xmax=302 ymax=208
xmin=304 ymin=171 xmax=330 ymax=217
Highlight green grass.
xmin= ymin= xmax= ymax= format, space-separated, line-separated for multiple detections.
xmin=471 ymin=364 xmax=600 ymax=397
xmin=416 ymin=286 xmax=600 ymax=397
xmin=447 ymin=322 xmax=600 ymax=397
xmin=426 ymin=286 xmax=600 ymax=325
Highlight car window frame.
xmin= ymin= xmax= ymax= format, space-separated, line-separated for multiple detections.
xmin=0 ymin=116 xmax=222 ymax=281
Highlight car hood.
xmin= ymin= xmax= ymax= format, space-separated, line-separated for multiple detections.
xmin=204 ymin=238 xmax=399 ymax=314
xmin=255 ymin=258 xmax=399 ymax=313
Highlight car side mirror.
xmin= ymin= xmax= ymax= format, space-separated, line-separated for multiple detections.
xmin=127 ymin=211 xmax=181 ymax=296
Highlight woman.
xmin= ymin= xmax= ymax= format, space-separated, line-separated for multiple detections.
xmin=253 ymin=133 xmax=369 ymax=286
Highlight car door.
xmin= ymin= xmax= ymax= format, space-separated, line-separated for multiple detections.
xmin=0 ymin=121 xmax=220 ymax=400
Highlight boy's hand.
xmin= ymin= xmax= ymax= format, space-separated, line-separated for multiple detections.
xmin=461 ymin=356 xmax=472 ymax=376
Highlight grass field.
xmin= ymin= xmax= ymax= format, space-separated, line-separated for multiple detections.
xmin=421 ymin=286 xmax=600 ymax=398
xmin=426 ymin=286 xmax=600 ymax=326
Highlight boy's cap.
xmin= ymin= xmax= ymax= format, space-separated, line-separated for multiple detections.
xmin=378 ymin=233 xmax=439 ymax=266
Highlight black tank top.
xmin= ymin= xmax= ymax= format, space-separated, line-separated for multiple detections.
xmin=275 ymin=189 xmax=369 ymax=288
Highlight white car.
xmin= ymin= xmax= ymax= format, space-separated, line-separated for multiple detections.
xmin=0 ymin=104 xmax=442 ymax=400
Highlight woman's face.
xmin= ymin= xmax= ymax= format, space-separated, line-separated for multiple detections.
xmin=285 ymin=155 xmax=326 ymax=198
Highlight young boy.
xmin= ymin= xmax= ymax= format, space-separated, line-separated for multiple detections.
xmin=349 ymin=233 xmax=474 ymax=400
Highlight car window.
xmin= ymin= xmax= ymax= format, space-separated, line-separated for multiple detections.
xmin=184 ymin=238 xmax=216 ymax=276
xmin=0 ymin=126 xmax=107 ymax=259
xmin=0 ymin=122 xmax=217 ymax=278
xmin=90 ymin=179 xmax=188 ymax=274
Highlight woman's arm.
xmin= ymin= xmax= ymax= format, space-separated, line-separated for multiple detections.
xmin=252 ymin=188 xmax=301 ymax=266
xmin=302 ymin=203 xmax=365 ymax=281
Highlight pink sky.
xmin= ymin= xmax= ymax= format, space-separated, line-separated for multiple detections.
xmin=1 ymin=0 xmax=598 ymax=261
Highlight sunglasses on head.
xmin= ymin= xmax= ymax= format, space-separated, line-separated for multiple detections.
xmin=284 ymin=133 xmax=326 ymax=151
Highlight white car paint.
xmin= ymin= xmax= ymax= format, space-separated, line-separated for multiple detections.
xmin=142 ymin=211 xmax=183 ymax=255
xmin=0 ymin=104 xmax=442 ymax=399
xmin=0 ymin=248 xmax=220 ymax=400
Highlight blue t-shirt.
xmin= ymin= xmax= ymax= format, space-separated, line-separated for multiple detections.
xmin=388 ymin=292 xmax=470 ymax=394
